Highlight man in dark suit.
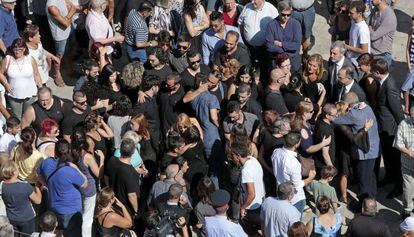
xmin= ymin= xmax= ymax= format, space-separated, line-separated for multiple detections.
xmin=373 ymin=58 xmax=404 ymax=198
xmin=336 ymin=66 xmax=366 ymax=102
xmin=325 ymin=41 xmax=354 ymax=102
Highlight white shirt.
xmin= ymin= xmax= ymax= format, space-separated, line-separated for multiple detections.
xmin=28 ymin=43 xmax=49 ymax=84
xmin=241 ymin=156 xmax=265 ymax=210
xmin=349 ymin=20 xmax=371 ymax=65
xmin=0 ymin=133 xmax=20 ymax=154
xmin=238 ymin=2 xmax=278 ymax=46
xmin=339 ymin=80 xmax=354 ymax=101
xmin=379 ymin=73 xmax=389 ymax=86
xmin=271 ymin=147 xmax=305 ymax=204
xmin=85 ymin=9 xmax=114 ymax=53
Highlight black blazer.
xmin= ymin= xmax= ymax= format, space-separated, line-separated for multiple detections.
xmin=375 ymin=75 xmax=404 ymax=136
xmin=334 ymin=81 xmax=367 ymax=102
xmin=325 ymin=57 xmax=354 ymax=102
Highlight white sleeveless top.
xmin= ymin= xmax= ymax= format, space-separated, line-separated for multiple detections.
xmin=5 ymin=55 xmax=37 ymax=99
xmin=28 ymin=43 xmax=49 ymax=84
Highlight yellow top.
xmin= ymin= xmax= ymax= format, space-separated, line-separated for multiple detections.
xmin=11 ymin=144 xmax=44 ymax=184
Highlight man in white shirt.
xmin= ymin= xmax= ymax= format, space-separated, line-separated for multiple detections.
xmin=0 ymin=116 xmax=21 ymax=154
xmin=230 ymin=140 xmax=265 ymax=236
xmin=238 ymin=0 xmax=278 ymax=83
xmin=271 ymin=132 xmax=316 ymax=214
xmin=345 ymin=1 xmax=370 ymax=66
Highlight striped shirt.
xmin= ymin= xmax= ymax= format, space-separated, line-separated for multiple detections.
xmin=125 ymin=9 xmax=148 ymax=46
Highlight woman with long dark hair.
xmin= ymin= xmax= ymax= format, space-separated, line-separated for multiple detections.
xmin=37 ymin=139 xmax=87 ymax=236
xmin=227 ymin=65 xmax=259 ymax=100
xmin=193 ymin=176 xmax=216 ymax=235
xmin=182 ymin=0 xmax=209 ymax=52
xmin=12 ymin=127 xmax=43 ymax=185
xmin=107 ymin=95 xmax=132 ymax=149
xmin=71 ymin=129 xmax=103 ymax=237
xmin=100 ymin=64 xmax=123 ymax=105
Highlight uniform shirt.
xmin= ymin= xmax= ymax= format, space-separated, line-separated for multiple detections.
xmin=238 ymin=2 xmax=278 ymax=46
xmin=205 ymin=215 xmax=247 ymax=237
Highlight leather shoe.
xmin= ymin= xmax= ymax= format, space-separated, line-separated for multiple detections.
xmin=386 ymin=188 xmax=403 ymax=199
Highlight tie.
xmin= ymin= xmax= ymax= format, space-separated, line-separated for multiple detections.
xmin=339 ymin=86 xmax=346 ymax=101
xmin=331 ymin=64 xmax=338 ymax=95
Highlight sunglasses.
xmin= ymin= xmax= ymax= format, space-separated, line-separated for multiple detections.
xmin=76 ymin=100 xmax=87 ymax=106
xmin=281 ymin=13 xmax=291 ymax=17
xmin=190 ymin=59 xmax=201 ymax=65
xmin=178 ymin=45 xmax=189 ymax=50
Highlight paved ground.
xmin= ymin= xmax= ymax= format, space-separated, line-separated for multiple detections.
xmin=46 ymin=0 xmax=414 ymax=235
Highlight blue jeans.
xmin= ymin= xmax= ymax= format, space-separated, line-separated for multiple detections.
xmin=126 ymin=44 xmax=147 ymax=63
xmin=292 ymin=5 xmax=316 ymax=39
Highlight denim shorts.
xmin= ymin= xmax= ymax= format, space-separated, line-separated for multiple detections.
xmin=292 ymin=5 xmax=316 ymax=39
xmin=126 ymin=44 xmax=147 ymax=63
xmin=54 ymin=39 xmax=68 ymax=56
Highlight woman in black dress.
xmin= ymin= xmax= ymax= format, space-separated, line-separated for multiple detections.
xmin=357 ymin=53 xmax=379 ymax=108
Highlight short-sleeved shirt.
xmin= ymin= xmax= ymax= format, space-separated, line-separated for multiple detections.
xmin=309 ymin=180 xmax=338 ymax=214
xmin=190 ymin=91 xmax=221 ymax=147
xmin=349 ymin=20 xmax=371 ymax=65
xmin=264 ymin=88 xmax=288 ymax=115
xmin=105 ymin=156 xmax=140 ymax=214
xmin=61 ymin=107 xmax=92 ymax=136
xmin=2 ymin=181 xmax=35 ymax=222
xmin=38 ymin=158 xmax=84 ymax=215
xmin=241 ymin=157 xmax=265 ymax=210
xmin=223 ymin=112 xmax=260 ymax=139
xmin=114 ymin=145 xmax=142 ymax=168
xmin=125 ymin=9 xmax=148 ymax=46
xmin=46 ymin=0 xmax=71 ymax=41
xmin=260 ymin=198 xmax=300 ymax=237
xmin=12 ymin=145 xmax=44 ymax=184
xmin=237 ymin=2 xmax=279 ymax=46
xmin=0 ymin=6 xmax=19 ymax=48
xmin=0 ymin=133 xmax=20 ymax=154
xmin=205 ymin=215 xmax=247 ymax=237
xmin=314 ymin=119 xmax=336 ymax=167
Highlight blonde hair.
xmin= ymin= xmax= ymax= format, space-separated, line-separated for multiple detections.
xmin=1 ymin=160 xmax=18 ymax=180
xmin=175 ymin=113 xmax=192 ymax=130
xmin=123 ymin=131 xmax=141 ymax=145
xmin=336 ymin=101 xmax=349 ymax=116
xmin=121 ymin=62 xmax=145 ymax=89
xmin=303 ymin=54 xmax=326 ymax=84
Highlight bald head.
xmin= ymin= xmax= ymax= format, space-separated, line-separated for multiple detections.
xmin=362 ymin=198 xmax=377 ymax=216
xmin=165 ymin=164 xmax=179 ymax=179
xmin=270 ymin=68 xmax=285 ymax=85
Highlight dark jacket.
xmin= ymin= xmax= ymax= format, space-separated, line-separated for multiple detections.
xmin=325 ymin=57 xmax=354 ymax=102
xmin=375 ymin=75 xmax=404 ymax=136
xmin=334 ymin=80 xmax=367 ymax=103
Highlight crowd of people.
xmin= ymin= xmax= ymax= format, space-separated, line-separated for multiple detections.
xmin=0 ymin=0 xmax=413 ymax=236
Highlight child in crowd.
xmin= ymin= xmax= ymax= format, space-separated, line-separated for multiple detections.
xmin=309 ymin=166 xmax=339 ymax=214
xmin=0 ymin=117 xmax=21 ymax=154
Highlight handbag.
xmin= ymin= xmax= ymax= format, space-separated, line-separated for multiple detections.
xmin=0 ymin=181 xmax=7 ymax=216
xmin=108 ymin=24 xmax=122 ymax=59
xmin=298 ymin=156 xmax=315 ymax=177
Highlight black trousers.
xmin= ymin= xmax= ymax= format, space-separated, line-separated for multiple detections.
xmin=357 ymin=158 xmax=377 ymax=200
xmin=379 ymin=132 xmax=402 ymax=185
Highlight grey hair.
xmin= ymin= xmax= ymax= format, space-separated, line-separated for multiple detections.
xmin=331 ymin=40 xmax=347 ymax=54
xmin=122 ymin=131 xmax=141 ymax=145
xmin=165 ymin=164 xmax=179 ymax=179
xmin=90 ymin=0 xmax=107 ymax=9
xmin=342 ymin=92 xmax=359 ymax=105
xmin=278 ymin=0 xmax=292 ymax=12
xmin=362 ymin=198 xmax=377 ymax=216
xmin=269 ymin=117 xmax=291 ymax=134
xmin=0 ymin=216 xmax=14 ymax=237
xmin=277 ymin=182 xmax=295 ymax=200
xmin=323 ymin=103 xmax=337 ymax=116
xmin=168 ymin=183 xmax=183 ymax=199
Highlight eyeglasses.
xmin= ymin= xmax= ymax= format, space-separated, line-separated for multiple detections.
xmin=190 ymin=59 xmax=201 ymax=65
xmin=281 ymin=13 xmax=291 ymax=17
xmin=76 ymin=100 xmax=87 ymax=106
xmin=178 ymin=45 xmax=189 ymax=50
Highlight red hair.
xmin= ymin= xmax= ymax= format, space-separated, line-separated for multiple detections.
xmin=40 ymin=119 xmax=58 ymax=134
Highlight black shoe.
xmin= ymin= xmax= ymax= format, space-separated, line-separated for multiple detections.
xmin=386 ymin=188 xmax=403 ymax=199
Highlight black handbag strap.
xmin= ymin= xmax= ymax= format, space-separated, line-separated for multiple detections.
xmin=47 ymin=163 xmax=69 ymax=183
